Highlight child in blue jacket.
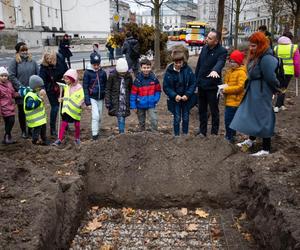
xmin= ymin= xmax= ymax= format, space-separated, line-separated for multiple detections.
xmin=163 ymin=45 xmax=196 ymax=136
xmin=130 ymin=58 xmax=161 ymax=131
xmin=83 ymin=52 xmax=107 ymax=140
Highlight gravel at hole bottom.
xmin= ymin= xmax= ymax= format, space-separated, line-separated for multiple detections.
xmin=70 ymin=207 xmax=252 ymax=250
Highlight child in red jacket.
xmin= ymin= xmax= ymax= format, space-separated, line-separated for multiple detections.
xmin=0 ymin=67 xmax=18 ymax=144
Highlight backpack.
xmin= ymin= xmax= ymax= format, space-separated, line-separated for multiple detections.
xmin=129 ymin=41 xmax=140 ymax=60
xmin=258 ymin=55 xmax=284 ymax=94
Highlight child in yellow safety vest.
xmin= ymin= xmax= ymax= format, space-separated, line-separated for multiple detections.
xmin=53 ymin=69 xmax=84 ymax=146
xmin=22 ymin=75 xmax=48 ymax=145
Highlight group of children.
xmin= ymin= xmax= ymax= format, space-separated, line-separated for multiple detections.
xmin=0 ymin=45 xmax=247 ymax=146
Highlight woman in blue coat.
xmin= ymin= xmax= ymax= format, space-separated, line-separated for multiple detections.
xmin=230 ymin=32 xmax=280 ymax=156
xmin=163 ymin=45 xmax=196 ymax=136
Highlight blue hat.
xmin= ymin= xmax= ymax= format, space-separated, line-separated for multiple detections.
xmin=90 ymin=52 xmax=101 ymax=64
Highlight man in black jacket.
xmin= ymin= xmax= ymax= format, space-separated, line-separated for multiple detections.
xmin=122 ymin=31 xmax=140 ymax=76
xmin=195 ymin=30 xmax=227 ymax=136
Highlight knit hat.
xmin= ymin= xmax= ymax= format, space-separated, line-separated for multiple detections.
xmin=90 ymin=52 xmax=101 ymax=64
xmin=15 ymin=42 xmax=27 ymax=52
xmin=63 ymin=69 xmax=78 ymax=83
xmin=230 ymin=50 xmax=245 ymax=65
xmin=29 ymin=75 xmax=44 ymax=90
xmin=171 ymin=45 xmax=188 ymax=63
xmin=116 ymin=58 xmax=128 ymax=73
xmin=278 ymin=36 xmax=292 ymax=45
xmin=0 ymin=67 xmax=8 ymax=75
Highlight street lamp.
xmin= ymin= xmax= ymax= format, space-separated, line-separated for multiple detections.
xmin=229 ymin=0 xmax=234 ymax=47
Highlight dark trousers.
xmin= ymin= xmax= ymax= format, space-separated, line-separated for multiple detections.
xmin=224 ymin=106 xmax=237 ymax=142
xmin=66 ymin=57 xmax=71 ymax=68
xmin=173 ymin=102 xmax=190 ymax=136
xmin=3 ymin=115 xmax=15 ymax=137
xmin=275 ymin=75 xmax=293 ymax=108
xmin=47 ymin=92 xmax=59 ymax=133
xmin=249 ymin=136 xmax=271 ymax=151
xmin=32 ymin=124 xmax=47 ymax=143
xmin=17 ymin=103 xmax=27 ymax=133
xmin=198 ymin=89 xmax=219 ymax=136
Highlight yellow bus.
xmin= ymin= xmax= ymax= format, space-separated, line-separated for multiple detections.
xmin=185 ymin=21 xmax=209 ymax=46
xmin=167 ymin=27 xmax=186 ymax=41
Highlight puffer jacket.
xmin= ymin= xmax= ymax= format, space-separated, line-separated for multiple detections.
xmin=0 ymin=80 xmax=17 ymax=117
xmin=83 ymin=64 xmax=107 ymax=105
xmin=223 ymin=65 xmax=247 ymax=107
xmin=130 ymin=72 xmax=161 ymax=109
xmin=105 ymin=70 xmax=132 ymax=117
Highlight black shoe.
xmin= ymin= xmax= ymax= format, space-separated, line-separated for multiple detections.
xmin=21 ymin=132 xmax=28 ymax=139
xmin=50 ymin=129 xmax=57 ymax=136
xmin=92 ymin=134 xmax=99 ymax=141
xmin=40 ymin=140 xmax=50 ymax=146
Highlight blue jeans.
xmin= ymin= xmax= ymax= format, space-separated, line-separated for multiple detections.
xmin=173 ymin=102 xmax=189 ymax=136
xmin=224 ymin=106 xmax=237 ymax=142
xmin=117 ymin=116 xmax=125 ymax=134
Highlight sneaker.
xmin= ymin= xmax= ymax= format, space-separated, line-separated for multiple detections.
xmin=52 ymin=139 xmax=62 ymax=146
xmin=280 ymin=106 xmax=287 ymax=111
xmin=237 ymin=139 xmax=255 ymax=148
xmin=75 ymin=139 xmax=81 ymax=145
xmin=92 ymin=135 xmax=99 ymax=141
xmin=273 ymin=107 xmax=279 ymax=113
xmin=251 ymin=150 xmax=270 ymax=156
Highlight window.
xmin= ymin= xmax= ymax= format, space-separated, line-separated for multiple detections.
xmin=55 ymin=9 xmax=58 ymax=18
xmin=47 ymin=7 xmax=51 ymax=17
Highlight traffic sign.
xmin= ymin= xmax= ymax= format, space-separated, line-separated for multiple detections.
xmin=113 ymin=14 xmax=120 ymax=24
xmin=0 ymin=20 xmax=5 ymax=31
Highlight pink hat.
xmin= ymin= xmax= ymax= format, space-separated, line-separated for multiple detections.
xmin=63 ymin=69 xmax=78 ymax=83
xmin=230 ymin=50 xmax=245 ymax=65
xmin=278 ymin=36 xmax=292 ymax=45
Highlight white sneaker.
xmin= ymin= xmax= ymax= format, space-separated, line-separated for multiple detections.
xmin=280 ymin=106 xmax=287 ymax=111
xmin=273 ymin=107 xmax=279 ymax=113
xmin=251 ymin=150 xmax=270 ymax=156
xmin=237 ymin=139 xmax=255 ymax=148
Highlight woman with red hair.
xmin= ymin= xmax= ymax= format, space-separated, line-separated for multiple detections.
xmin=230 ymin=32 xmax=280 ymax=156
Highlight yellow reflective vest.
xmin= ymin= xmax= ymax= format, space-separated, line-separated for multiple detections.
xmin=24 ymin=92 xmax=47 ymax=128
xmin=62 ymin=85 xmax=84 ymax=121
xmin=274 ymin=44 xmax=298 ymax=75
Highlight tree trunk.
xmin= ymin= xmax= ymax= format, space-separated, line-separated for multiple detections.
xmin=217 ymin=0 xmax=225 ymax=39
xmin=271 ymin=8 xmax=276 ymax=39
xmin=234 ymin=0 xmax=241 ymax=49
xmin=294 ymin=4 xmax=300 ymax=43
xmin=154 ymin=0 xmax=161 ymax=70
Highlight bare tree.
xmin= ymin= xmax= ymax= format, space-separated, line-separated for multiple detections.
xmin=284 ymin=0 xmax=300 ymax=42
xmin=263 ymin=0 xmax=284 ymax=38
xmin=232 ymin=0 xmax=248 ymax=49
xmin=133 ymin=0 xmax=166 ymax=70
xmin=217 ymin=0 xmax=225 ymax=36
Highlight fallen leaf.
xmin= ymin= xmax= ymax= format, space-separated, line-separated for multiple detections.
xmin=100 ymin=244 xmax=113 ymax=250
xmin=239 ymin=212 xmax=247 ymax=221
xmin=85 ymin=218 xmax=102 ymax=232
xmin=122 ymin=207 xmax=135 ymax=217
xmin=243 ymin=232 xmax=253 ymax=242
xmin=180 ymin=208 xmax=188 ymax=216
xmin=98 ymin=213 xmax=109 ymax=222
xmin=20 ymin=199 xmax=27 ymax=203
xmin=195 ymin=208 xmax=209 ymax=218
xmin=211 ymin=226 xmax=222 ymax=239
xmin=186 ymin=223 xmax=198 ymax=231
xmin=232 ymin=221 xmax=242 ymax=232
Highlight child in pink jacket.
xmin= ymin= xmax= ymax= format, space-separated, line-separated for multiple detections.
xmin=273 ymin=35 xmax=300 ymax=112
xmin=0 ymin=67 xmax=18 ymax=144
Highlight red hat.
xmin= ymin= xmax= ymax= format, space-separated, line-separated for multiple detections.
xmin=230 ymin=50 xmax=245 ymax=65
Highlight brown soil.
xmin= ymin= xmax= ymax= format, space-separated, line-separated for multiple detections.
xmin=0 ymin=56 xmax=299 ymax=249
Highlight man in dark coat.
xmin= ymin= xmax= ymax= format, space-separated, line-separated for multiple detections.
xmin=59 ymin=34 xmax=73 ymax=68
xmin=195 ymin=30 xmax=227 ymax=136
xmin=122 ymin=31 xmax=140 ymax=76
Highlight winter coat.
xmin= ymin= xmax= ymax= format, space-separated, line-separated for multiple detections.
xmin=83 ymin=65 xmax=107 ymax=105
xmin=39 ymin=53 xmax=68 ymax=97
xmin=122 ymin=36 xmax=139 ymax=69
xmin=230 ymin=49 xmax=279 ymax=138
xmin=130 ymin=72 xmax=161 ymax=109
xmin=223 ymin=65 xmax=247 ymax=107
xmin=195 ymin=43 xmax=227 ymax=90
xmin=59 ymin=39 xmax=73 ymax=58
xmin=8 ymin=56 xmax=39 ymax=104
xmin=105 ymin=70 xmax=132 ymax=117
xmin=163 ymin=63 xmax=196 ymax=113
xmin=0 ymin=81 xmax=16 ymax=117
